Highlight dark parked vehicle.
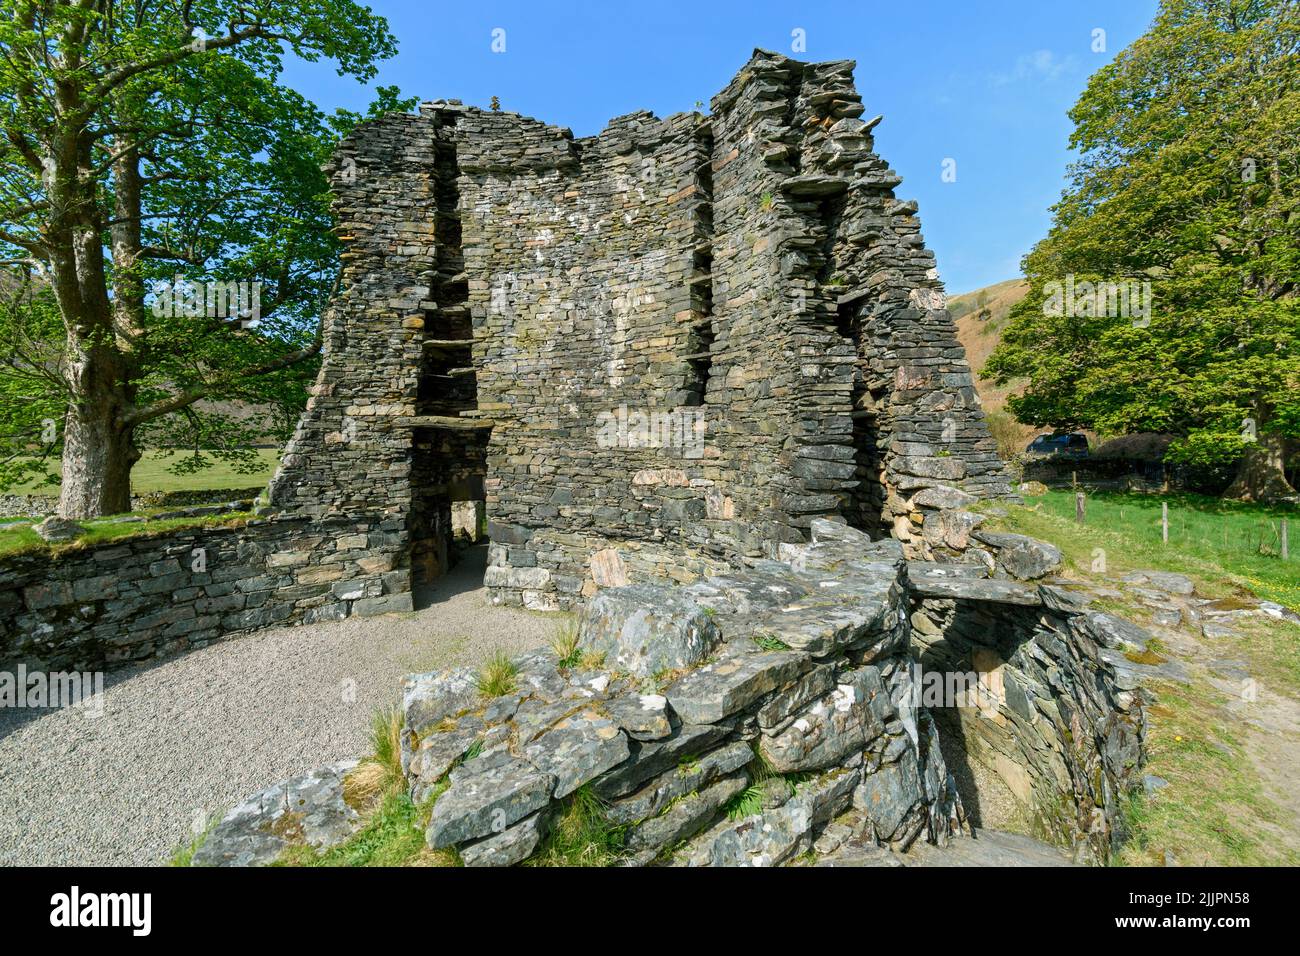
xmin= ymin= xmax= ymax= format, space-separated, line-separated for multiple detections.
xmin=1025 ymin=432 xmax=1090 ymax=458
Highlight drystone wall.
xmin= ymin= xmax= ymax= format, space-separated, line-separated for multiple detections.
xmin=192 ymin=519 xmax=1145 ymax=867
xmin=3 ymin=51 xmax=1014 ymax=664
xmin=257 ymin=48 xmax=1014 ymax=614
xmin=0 ymin=514 xmax=408 ymax=672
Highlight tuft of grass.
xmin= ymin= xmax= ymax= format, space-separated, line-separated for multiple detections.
xmin=168 ymin=814 xmax=220 ymax=867
xmin=276 ymin=790 xmax=459 ymax=868
xmin=525 ymin=786 xmax=625 ymax=867
xmin=751 ymin=632 xmax=790 ymax=652
xmin=759 ymin=191 xmax=775 ymax=211
xmin=475 ymin=651 xmax=519 ymax=698
xmin=356 ymin=706 xmax=405 ymax=799
xmin=724 ymin=784 xmax=764 ymax=820
xmin=550 ymin=618 xmax=582 ymax=670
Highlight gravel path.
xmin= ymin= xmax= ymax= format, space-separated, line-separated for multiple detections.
xmin=0 ymin=546 xmax=556 ymax=866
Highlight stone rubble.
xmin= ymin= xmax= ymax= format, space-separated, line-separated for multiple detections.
xmin=196 ymin=517 xmax=1153 ymax=867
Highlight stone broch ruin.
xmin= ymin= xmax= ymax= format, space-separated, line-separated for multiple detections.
xmin=264 ymin=48 xmax=1015 ymax=612
xmin=3 ymin=53 xmax=1152 ymax=867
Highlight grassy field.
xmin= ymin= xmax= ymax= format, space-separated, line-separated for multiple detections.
xmin=1023 ymin=488 xmax=1299 ymax=611
xmin=8 ymin=448 xmax=281 ymax=496
xmin=980 ymin=491 xmax=1300 ymax=866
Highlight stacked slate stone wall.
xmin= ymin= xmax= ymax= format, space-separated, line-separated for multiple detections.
xmin=907 ymin=542 xmax=1147 ymax=863
xmin=257 ymin=49 xmax=1015 ymax=613
xmin=1 ymin=51 xmax=1019 ymax=668
xmin=0 ymin=515 xmax=409 ymax=672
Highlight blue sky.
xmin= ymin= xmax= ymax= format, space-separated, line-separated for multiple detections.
xmin=282 ymin=0 xmax=1159 ymax=295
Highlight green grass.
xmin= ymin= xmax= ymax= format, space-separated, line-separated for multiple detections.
xmin=1115 ymin=678 xmax=1298 ymax=867
xmin=7 ymin=448 xmax=280 ymax=495
xmin=549 ymin=616 xmax=583 ymax=670
xmin=275 ymin=790 xmax=460 ymax=867
xmin=750 ymin=632 xmax=791 ymax=652
xmin=0 ymin=511 xmax=255 ymax=559
xmin=524 ymin=786 xmax=625 ymax=867
xmin=168 ymin=814 xmax=220 ymax=867
xmin=986 ymin=489 xmax=1300 ymax=611
xmin=474 ymin=651 xmax=519 ymax=698
xmin=979 ymin=493 xmax=1300 ymax=866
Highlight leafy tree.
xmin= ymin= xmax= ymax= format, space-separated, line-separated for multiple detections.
xmin=986 ymin=0 xmax=1300 ymax=502
xmin=0 ymin=1 xmax=410 ymax=517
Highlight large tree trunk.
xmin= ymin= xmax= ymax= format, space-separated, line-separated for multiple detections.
xmin=57 ymin=396 xmax=140 ymax=519
xmin=1224 ymin=428 xmax=1297 ymax=503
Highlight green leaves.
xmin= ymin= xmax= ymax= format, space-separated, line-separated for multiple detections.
xmin=986 ymin=0 xmax=1300 ymax=495
xmin=0 ymin=1 xmax=411 ymax=496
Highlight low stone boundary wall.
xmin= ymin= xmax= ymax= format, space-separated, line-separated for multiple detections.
xmin=0 ymin=513 xmax=410 ymax=672
xmin=0 ymin=487 xmax=266 ymax=519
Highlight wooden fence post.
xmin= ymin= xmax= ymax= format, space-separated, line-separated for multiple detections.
xmin=1283 ymin=518 xmax=1290 ymax=561
xmin=1162 ymin=502 xmax=1168 ymax=544
xmin=1075 ymin=492 xmax=1085 ymax=524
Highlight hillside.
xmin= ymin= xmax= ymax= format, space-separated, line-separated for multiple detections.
xmin=948 ymin=278 xmax=1035 ymax=457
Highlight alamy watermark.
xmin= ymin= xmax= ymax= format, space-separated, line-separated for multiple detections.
xmin=1042 ymin=274 xmax=1153 ymax=326
xmin=596 ymin=404 xmax=705 ymax=460
xmin=1 ymin=665 xmax=104 ymax=718
xmin=150 ymin=276 xmax=262 ymax=328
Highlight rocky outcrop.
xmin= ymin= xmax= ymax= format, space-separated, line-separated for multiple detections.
xmin=196 ymin=518 xmax=1147 ymax=867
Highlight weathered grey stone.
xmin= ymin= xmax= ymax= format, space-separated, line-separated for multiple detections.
xmin=602 ymin=692 xmax=673 ymax=740
xmin=921 ymin=509 xmax=984 ymax=550
xmin=666 ymin=649 xmax=809 ymax=725
xmin=578 ymin=584 xmax=721 ymax=678
xmin=401 ymin=667 xmax=480 ymax=735
xmin=853 ymin=756 xmax=924 ymax=843
xmin=522 ymin=709 xmax=629 ymax=798
xmin=591 ymin=722 xmax=731 ymax=799
xmin=706 ymin=800 xmax=814 ymax=866
xmin=192 ymin=760 xmax=366 ymax=866
xmin=759 ymin=667 xmax=889 ymax=772
xmin=425 ymin=756 xmax=554 ymax=849
xmin=623 ymin=771 xmax=750 ymax=855
xmin=410 ymin=716 xmax=485 ymax=802
xmin=1122 ymin=569 xmax=1195 ymax=595
xmin=459 ymin=809 xmax=550 ymax=867
xmin=908 ymin=574 xmax=1043 ymax=606
xmin=973 ymin=531 xmax=1062 ymax=580
xmin=756 ymin=662 xmax=836 ymax=730
xmin=607 ymin=741 xmax=753 ymax=826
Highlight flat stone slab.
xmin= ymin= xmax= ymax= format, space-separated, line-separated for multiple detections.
xmin=578 ymin=584 xmax=721 ymax=677
xmin=602 ymin=692 xmax=672 ymax=740
xmin=522 ymin=709 xmax=629 ymax=798
xmin=402 ymin=667 xmax=480 ymax=735
xmin=192 ymin=760 xmax=365 ymax=866
xmin=1122 ymin=570 xmax=1195 ymax=595
xmin=666 ymin=649 xmax=809 ymax=725
xmin=908 ymin=575 xmax=1043 ymax=606
xmin=425 ymin=755 xmax=554 ymax=849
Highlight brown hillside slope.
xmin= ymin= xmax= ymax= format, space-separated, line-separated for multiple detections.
xmin=949 ymin=278 xmax=1035 ymax=456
